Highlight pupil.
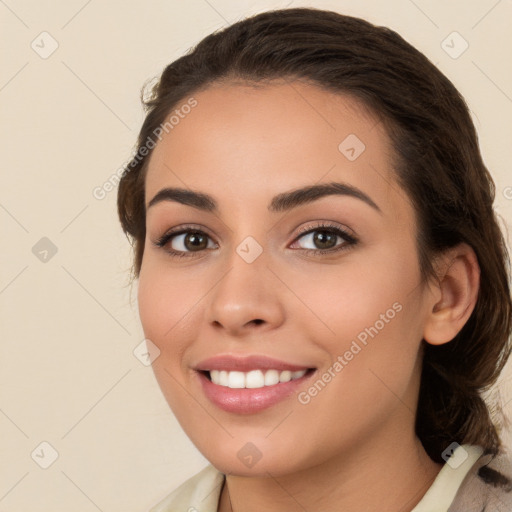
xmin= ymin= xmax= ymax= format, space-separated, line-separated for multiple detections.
xmin=314 ymin=231 xmax=336 ymax=249
xmin=185 ymin=232 xmax=207 ymax=251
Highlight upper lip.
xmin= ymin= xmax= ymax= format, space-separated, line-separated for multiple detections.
xmin=195 ymin=354 xmax=313 ymax=372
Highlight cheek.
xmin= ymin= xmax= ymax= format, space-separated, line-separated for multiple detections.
xmin=291 ymin=295 xmax=421 ymax=458
xmin=302 ymin=244 xmax=420 ymax=345
xmin=137 ymin=259 xmax=205 ymax=348
xmin=137 ymin=262 xmax=200 ymax=409
xmin=298 ymin=244 xmax=424 ymax=416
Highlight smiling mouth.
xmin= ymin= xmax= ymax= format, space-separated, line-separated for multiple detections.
xmin=200 ymin=368 xmax=316 ymax=389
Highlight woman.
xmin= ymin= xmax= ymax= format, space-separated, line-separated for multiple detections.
xmin=117 ymin=7 xmax=512 ymax=511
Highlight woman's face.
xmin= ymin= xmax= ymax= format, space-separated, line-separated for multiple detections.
xmin=138 ymin=80 xmax=434 ymax=476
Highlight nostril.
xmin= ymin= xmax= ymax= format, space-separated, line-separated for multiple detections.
xmin=252 ymin=319 xmax=264 ymax=326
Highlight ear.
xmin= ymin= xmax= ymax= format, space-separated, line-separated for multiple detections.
xmin=423 ymin=243 xmax=480 ymax=346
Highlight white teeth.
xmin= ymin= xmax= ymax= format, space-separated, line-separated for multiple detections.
xmin=279 ymin=370 xmax=292 ymax=383
xmin=246 ymin=370 xmax=265 ymax=388
xmin=219 ymin=370 xmax=229 ymax=386
xmin=228 ymin=371 xmax=245 ymax=388
xmin=264 ymin=369 xmax=280 ymax=386
xmin=208 ymin=368 xmax=308 ymax=389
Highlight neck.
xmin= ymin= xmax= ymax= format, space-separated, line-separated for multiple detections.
xmin=218 ymin=426 xmax=442 ymax=512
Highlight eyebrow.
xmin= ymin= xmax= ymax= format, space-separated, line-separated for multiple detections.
xmin=146 ymin=181 xmax=382 ymax=214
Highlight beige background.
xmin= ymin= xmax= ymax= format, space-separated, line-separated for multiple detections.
xmin=1 ymin=0 xmax=511 ymax=510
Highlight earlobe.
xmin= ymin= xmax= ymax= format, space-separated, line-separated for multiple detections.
xmin=423 ymin=243 xmax=480 ymax=346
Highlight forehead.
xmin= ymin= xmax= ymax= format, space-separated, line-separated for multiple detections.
xmin=144 ymin=80 xmax=411 ymax=222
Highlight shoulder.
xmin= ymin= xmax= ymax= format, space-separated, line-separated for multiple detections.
xmin=149 ymin=464 xmax=225 ymax=512
xmin=449 ymin=448 xmax=512 ymax=511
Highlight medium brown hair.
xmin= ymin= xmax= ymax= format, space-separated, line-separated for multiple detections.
xmin=117 ymin=7 xmax=512 ymax=463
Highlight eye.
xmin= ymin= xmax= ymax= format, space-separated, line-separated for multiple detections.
xmin=152 ymin=225 xmax=217 ymax=258
xmin=290 ymin=222 xmax=358 ymax=255
xmin=152 ymin=221 xmax=358 ymax=259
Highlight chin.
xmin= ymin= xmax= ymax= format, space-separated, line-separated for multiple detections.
xmin=190 ymin=432 xmax=313 ymax=478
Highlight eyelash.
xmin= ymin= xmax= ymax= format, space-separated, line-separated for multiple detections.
xmin=152 ymin=222 xmax=358 ymax=259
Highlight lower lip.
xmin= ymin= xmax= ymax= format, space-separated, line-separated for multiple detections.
xmin=197 ymin=370 xmax=315 ymax=414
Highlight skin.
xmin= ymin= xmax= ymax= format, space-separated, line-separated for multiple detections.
xmin=137 ymin=80 xmax=480 ymax=512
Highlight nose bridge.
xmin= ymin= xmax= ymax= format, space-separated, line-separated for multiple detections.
xmin=205 ymin=235 xmax=284 ymax=333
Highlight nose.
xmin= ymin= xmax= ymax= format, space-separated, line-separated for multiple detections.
xmin=204 ymin=249 xmax=285 ymax=337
